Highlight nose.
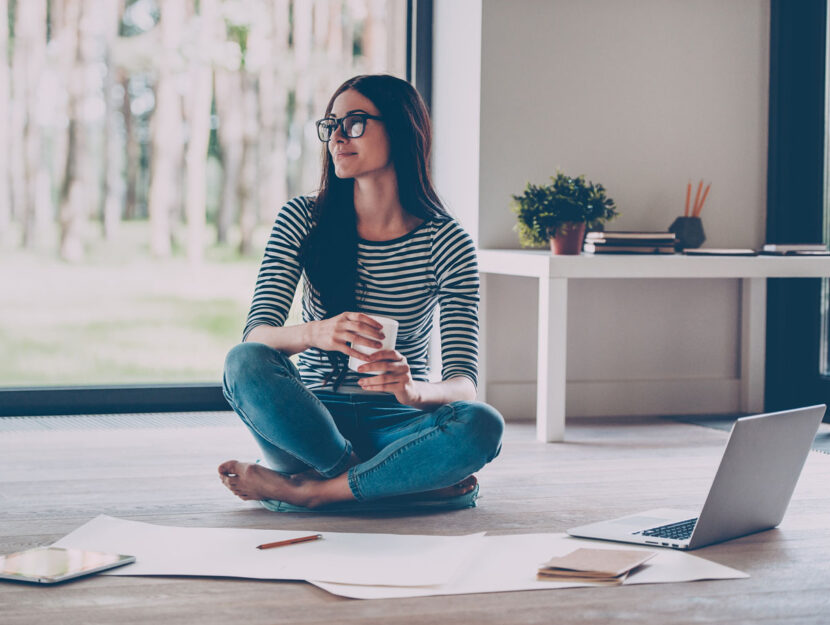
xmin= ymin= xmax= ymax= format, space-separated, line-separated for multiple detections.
xmin=331 ymin=123 xmax=349 ymax=143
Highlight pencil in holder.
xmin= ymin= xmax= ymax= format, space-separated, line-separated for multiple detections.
xmin=669 ymin=216 xmax=705 ymax=250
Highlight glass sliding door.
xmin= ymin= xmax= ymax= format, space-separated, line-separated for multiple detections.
xmin=1 ymin=1 xmax=407 ymax=402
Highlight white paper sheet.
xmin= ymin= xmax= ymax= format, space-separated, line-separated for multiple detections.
xmin=310 ymin=533 xmax=749 ymax=599
xmin=52 ymin=515 xmax=485 ymax=587
xmin=52 ymin=517 xmax=747 ymax=599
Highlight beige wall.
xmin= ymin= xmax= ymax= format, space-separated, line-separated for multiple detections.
xmin=433 ymin=0 xmax=771 ymax=419
xmin=479 ymin=0 xmax=769 ymax=250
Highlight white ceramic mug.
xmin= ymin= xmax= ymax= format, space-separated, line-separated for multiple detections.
xmin=348 ymin=314 xmax=399 ymax=373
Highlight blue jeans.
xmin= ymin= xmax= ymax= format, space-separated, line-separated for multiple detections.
xmin=222 ymin=342 xmax=504 ymax=502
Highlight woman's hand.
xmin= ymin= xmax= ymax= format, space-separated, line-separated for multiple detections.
xmin=306 ymin=312 xmax=384 ymax=360
xmin=356 ymin=350 xmax=423 ymax=406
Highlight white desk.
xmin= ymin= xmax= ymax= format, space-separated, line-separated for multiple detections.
xmin=478 ymin=250 xmax=830 ymax=442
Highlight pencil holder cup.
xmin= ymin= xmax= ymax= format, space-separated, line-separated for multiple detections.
xmin=669 ymin=216 xmax=705 ymax=250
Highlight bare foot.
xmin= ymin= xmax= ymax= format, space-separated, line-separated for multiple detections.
xmin=290 ymin=452 xmax=363 ymax=482
xmin=428 ymin=474 xmax=478 ymax=497
xmin=218 ymin=460 xmax=325 ymax=507
xmin=218 ymin=460 xmax=477 ymax=508
xmin=390 ymin=475 xmax=479 ymax=502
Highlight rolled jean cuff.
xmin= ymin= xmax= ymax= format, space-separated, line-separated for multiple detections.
xmin=347 ymin=467 xmax=367 ymax=502
xmin=317 ymin=439 xmax=354 ymax=479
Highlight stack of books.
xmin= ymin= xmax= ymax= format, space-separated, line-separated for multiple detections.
xmin=583 ymin=231 xmax=676 ymax=254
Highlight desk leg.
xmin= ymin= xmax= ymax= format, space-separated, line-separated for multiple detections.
xmin=537 ymin=277 xmax=567 ymax=442
xmin=740 ymin=277 xmax=766 ymax=414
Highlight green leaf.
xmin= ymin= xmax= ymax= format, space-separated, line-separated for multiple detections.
xmin=510 ymin=169 xmax=619 ymax=247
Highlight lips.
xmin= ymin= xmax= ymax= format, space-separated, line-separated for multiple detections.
xmin=335 ymin=152 xmax=357 ymax=159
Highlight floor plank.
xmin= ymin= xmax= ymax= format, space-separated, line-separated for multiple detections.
xmin=1 ymin=414 xmax=828 ymax=624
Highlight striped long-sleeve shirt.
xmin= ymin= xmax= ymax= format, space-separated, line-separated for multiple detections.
xmin=242 ymin=195 xmax=480 ymax=390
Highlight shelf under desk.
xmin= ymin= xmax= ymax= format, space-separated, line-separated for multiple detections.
xmin=477 ymin=250 xmax=830 ymax=442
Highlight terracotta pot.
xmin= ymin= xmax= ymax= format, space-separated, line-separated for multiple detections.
xmin=548 ymin=222 xmax=587 ymax=255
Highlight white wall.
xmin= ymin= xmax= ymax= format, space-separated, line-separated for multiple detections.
xmin=433 ymin=0 xmax=771 ymax=419
xmin=432 ymin=0 xmax=482 ymax=238
xmin=479 ymin=0 xmax=770 ymax=250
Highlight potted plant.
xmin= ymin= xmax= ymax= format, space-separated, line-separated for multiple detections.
xmin=511 ymin=171 xmax=618 ymax=254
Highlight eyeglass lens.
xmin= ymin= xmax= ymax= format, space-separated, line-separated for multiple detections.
xmin=317 ymin=115 xmax=366 ymax=142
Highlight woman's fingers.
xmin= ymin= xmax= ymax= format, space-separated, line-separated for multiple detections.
xmin=336 ymin=340 xmax=374 ymax=360
xmin=359 ymin=378 xmax=385 ymax=390
xmin=363 ymin=349 xmax=401 ymax=362
xmin=358 ymin=356 xmax=408 ymax=381
xmin=327 ymin=313 xmax=383 ymax=352
xmin=345 ymin=347 xmax=370 ymax=360
xmin=358 ymin=365 xmax=396 ymax=378
xmin=357 ymin=312 xmax=384 ymax=331
xmin=348 ymin=332 xmax=383 ymax=350
xmin=357 ymin=351 xmax=404 ymax=372
xmin=359 ymin=374 xmax=402 ymax=389
xmin=345 ymin=312 xmax=384 ymax=337
xmin=328 ymin=315 xmax=403 ymax=375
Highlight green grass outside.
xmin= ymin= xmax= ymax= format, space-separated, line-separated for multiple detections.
xmin=0 ymin=220 xmax=302 ymax=388
xmin=0 ymin=297 xmax=246 ymax=386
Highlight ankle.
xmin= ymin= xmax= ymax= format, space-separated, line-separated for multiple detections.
xmin=306 ymin=474 xmax=355 ymax=508
xmin=289 ymin=478 xmax=329 ymax=509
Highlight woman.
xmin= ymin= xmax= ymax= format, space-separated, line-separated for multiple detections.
xmin=219 ymin=74 xmax=504 ymax=511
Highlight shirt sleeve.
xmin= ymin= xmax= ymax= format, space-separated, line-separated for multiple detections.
xmin=242 ymin=196 xmax=314 ymax=341
xmin=433 ymin=220 xmax=480 ymax=387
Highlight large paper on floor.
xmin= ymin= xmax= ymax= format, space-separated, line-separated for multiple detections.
xmin=52 ymin=515 xmax=484 ymax=587
xmin=52 ymin=516 xmax=748 ymax=599
xmin=311 ymin=533 xmax=749 ymax=599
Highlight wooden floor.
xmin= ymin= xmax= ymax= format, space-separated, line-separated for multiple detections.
xmin=2 ymin=413 xmax=829 ymax=624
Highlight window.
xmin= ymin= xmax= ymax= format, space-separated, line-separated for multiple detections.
xmin=765 ymin=0 xmax=830 ymax=414
xmin=1 ymin=0 xmax=412 ymax=414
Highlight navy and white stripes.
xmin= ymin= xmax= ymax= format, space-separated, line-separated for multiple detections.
xmin=243 ymin=195 xmax=479 ymax=389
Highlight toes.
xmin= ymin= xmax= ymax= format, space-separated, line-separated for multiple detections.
xmin=218 ymin=460 xmax=240 ymax=477
xmin=457 ymin=476 xmax=477 ymax=493
xmin=454 ymin=476 xmax=477 ymax=490
xmin=217 ymin=461 xmax=260 ymax=502
xmin=226 ymin=481 xmax=250 ymax=500
xmin=220 ymin=474 xmax=241 ymax=492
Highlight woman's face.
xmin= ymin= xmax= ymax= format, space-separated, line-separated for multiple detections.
xmin=326 ymin=89 xmax=392 ymax=180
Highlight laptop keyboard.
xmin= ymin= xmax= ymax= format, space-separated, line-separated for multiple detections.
xmin=636 ymin=518 xmax=698 ymax=541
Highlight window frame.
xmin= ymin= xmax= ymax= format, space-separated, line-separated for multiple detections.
xmin=0 ymin=1 xmax=432 ymax=417
xmin=764 ymin=0 xmax=830 ymax=414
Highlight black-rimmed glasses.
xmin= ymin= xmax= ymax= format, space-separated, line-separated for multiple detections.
xmin=315 ymin=113 xmax=382 ymax=142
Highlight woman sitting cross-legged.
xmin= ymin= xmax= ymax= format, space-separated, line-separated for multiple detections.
xmin=219 ymin=74 xmax=504 ymax=511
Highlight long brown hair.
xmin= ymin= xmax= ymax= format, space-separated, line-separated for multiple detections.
xmin=300 ymin=74 xmax=451 ymax=317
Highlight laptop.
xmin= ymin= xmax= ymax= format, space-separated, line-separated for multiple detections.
xmin=567 ymin=405 xmax=825 ymax=550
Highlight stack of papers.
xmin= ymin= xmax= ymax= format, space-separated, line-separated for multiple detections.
xmin=760 ymin=243 xmax=830 ymax=255
xmin=52 ymin=516 xmax=749 ymax=600
xmin=683 ymin=248 xmax=756 ymax=256
xmin=537 ymin=548 xmax=657 ymax=585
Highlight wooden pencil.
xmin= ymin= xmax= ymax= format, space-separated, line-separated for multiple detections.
xmin=695 ymin=183 xmax=711 ymax=217
xmin=692 ymin=180 xmax=703 ymax=218
xmin=685 ymin=181 xmax=691 ymax=217
xmin=256 ymin=534 xmax=323 ymax=550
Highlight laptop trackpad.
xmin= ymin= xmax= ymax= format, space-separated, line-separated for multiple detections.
xmin=610 ymin=516 xmax=670 ymax=527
